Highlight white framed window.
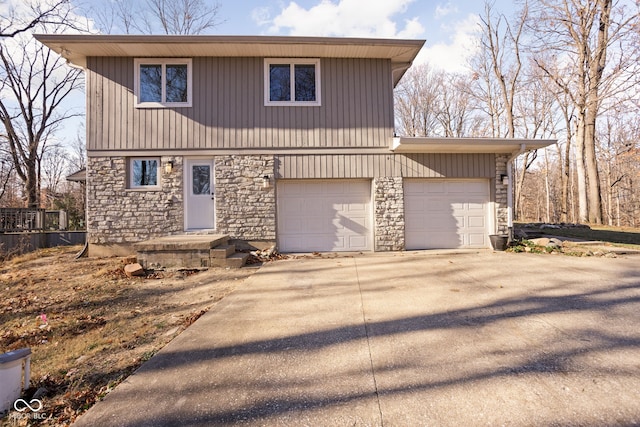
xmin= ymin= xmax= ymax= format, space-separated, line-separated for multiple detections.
xmin=264 ymin=58 xmax=321 ymax=106
xmin=134 ymin=58 xmax=192 ymax=108
xmin=129 ymin=158 xmax=160 ymax=189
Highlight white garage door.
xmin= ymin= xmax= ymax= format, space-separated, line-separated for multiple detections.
xmin=405 ymin=180 xmax=489 ymax=250
xmin=278 ymin=180 xmax=372 ymax=252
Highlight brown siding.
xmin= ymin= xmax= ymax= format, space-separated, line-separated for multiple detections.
xmin=86 ymin=57 xmax=394 ymax=151
xmin=276 ymin=153 xmax=495 ymax=179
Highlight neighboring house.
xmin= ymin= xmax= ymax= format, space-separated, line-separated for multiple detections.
xmin=36 ymin=35 xmax=553 ymax=256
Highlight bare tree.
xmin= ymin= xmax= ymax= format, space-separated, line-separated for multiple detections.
xmin=529 ymin=0 xmax=639 ymax=224
xmin=0 ymin=36 xmax=83 ymax=208
xmin=41 ymin=144 xmax=69 ymax=205
xmin=437 ymin=74 xmax=480 ymax=137
xmin=0 ymin=153 xmax=14 ymax=202
xmin=394 ymin=63 xmax=443 ymax=137
xmin=86 ymin=0 xmax=137 ymax=34
xmin=0 ymin=0 xmax=73 ymax=38
xmin=147 ymin=0 xmax=223 ymax=34
xmin=478 ymin=1 xmax=527 ymax=139
xmin=87 ymin=0 xmax=223 ymax=35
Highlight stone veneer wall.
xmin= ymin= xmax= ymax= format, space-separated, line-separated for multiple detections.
xmin=374 ymin=177 xmax=405 ymax=251
xmin=87 ymin=156 xmax=183 ymax=246
xmin=495 ymin=154 xmax=509 ymax=234
xmin=215 ymin=155 xmax=276 ymax=241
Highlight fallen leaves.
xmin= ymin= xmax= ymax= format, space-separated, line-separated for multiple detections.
xmin=0 ymin=245 xmax=254 ymax=426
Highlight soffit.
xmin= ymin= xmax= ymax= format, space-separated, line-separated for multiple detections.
xmin=391 ymin=137 xmax=556 ymax=154
xmin=34 ymin=34 xmax=424 ymax=84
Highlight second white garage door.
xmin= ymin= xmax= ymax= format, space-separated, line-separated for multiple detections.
xmin=405 ymin=180 xmax=489 ymax=250
xmin=278 ymin=180 xmax=372 ymax=252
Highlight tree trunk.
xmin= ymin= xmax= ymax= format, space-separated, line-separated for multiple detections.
xmin=575 ymin=116 xmax=588 ymax=223
xmin=25 ymin=158 xmax=39 ymax=208
xmin=544 ymin=148 xmax=551 ymax=223
xmin=582 ymin=0 xmax=611 ymax=225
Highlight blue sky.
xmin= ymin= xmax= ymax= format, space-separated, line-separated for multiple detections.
xmin=75 ymin=0 xmax=518 ymax=72
xmin=217 ymin=0 xmax=495 ymax=72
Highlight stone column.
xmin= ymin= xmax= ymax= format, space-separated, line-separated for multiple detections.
xmin=215 ymin=155 xmax=276 ymax=242
xmin=495 ymin=154 xmax=509 ymax=234
xmin=374 ymin=177 xmax=405 ymax=251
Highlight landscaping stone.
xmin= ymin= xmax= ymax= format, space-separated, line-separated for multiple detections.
xmin=530 ymin=238 xmax=551 ymax=247
xmin=124 ymin=263 xmax=145 ymax=277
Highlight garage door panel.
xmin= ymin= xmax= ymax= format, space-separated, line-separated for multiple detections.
xmin=446 ymin=182 xmax=467 ymax=193
xmin=466 ymin=181 xmax=489 ymax=194
xmin=469 ymin=233 xmax=486 ymax=246
xmin=453 ymin=215 xmax=466 ymax=228
xmin=405 ymin=179 xmax=489 ymax=250
xmin=278 ymin=180 xmax=372 ymax=252
xmin=468 ymin=215 xmax=486 ymax=228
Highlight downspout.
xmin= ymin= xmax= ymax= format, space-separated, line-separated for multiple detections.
xmin=506 ymin=144 xmax=526 ymax=241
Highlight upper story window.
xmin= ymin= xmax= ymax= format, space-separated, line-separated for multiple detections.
xmin=264 ymin=58 xmax=321 ymax=106
xmin=134 ymin=58 xmax=192 ymax=108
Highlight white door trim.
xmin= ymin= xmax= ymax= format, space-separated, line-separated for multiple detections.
xmin=184 ymin=157 xmax=216 ymax=231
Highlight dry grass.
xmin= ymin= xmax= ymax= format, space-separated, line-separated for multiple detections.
xmin=0 ymin=246 xmax=255 ymax=426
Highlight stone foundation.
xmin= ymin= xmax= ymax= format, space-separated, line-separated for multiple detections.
xmin=87 ymin=156 xmax=183 ymax=249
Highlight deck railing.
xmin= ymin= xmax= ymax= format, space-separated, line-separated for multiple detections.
xmin=0 ymin=208 xmax=68 ymax=232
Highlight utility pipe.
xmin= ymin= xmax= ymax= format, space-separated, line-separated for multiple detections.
xmin=506 ymin=143 xmax=526 ymax=240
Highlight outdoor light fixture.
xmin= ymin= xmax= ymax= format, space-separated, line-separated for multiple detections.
xmin=501 ymin=174 xmax=509 ymax=186
xmin=165 ymin=161 xmax=174 ymax=174
xmin=262 ymin=175 xmax=270 ymax=188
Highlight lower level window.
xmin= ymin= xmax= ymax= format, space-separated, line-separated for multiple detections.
xmin=130 ymin=158 xmax=159 ymax=189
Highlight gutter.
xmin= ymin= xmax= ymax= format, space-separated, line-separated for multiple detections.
xmin=506 ymin=143 xmax=526 ymax=239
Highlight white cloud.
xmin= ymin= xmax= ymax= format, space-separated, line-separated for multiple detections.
xmin=415 ymin=13 xmax=480 ymax=73
xmin=434 ymin=2 xmax=458 ymax=19
xmin=256 ymin=0 xmax=425 ymax=38
xmin=251 ymin=7 xmax=272 ymax=27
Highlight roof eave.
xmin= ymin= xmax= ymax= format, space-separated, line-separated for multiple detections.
xmin=390 ymin=137 xmax=556 ymax=154
xmin=33 ymin=34 xmax=425 ymax=71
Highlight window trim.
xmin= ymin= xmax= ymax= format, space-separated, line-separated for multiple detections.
xmin=128 ymin=157 xmax=161 ymax=190
xmin=264 ymin=58 xmax=321 ymax=107
xmin=134 ymin=58 xmax=192 ymax=108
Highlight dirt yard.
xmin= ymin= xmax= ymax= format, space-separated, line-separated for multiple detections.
xmin=0 ymin=246 xmax=256 ymax=426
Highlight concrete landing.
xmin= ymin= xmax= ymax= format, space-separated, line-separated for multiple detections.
xmin=134 ymin=234 xmax=249 ymax=269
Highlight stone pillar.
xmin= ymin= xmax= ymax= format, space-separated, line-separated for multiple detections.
xmin=374 ymin=177 xmax=405 ymax=251
xmin=215 ymin=155 xmax=276 ymax=242
xmin=495 ymin=154 xmax=509 ymax=234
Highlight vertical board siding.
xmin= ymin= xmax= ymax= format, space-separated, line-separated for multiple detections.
xmin=86 ymin=57 xmax=393 ymax=151
xmin=276 ymin=154 xmax=495 ymax=179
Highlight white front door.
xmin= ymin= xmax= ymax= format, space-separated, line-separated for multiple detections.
xmin=185 ymin=159 xmax=215 ymax=230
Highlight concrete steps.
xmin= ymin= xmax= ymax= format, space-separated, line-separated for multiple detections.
xmin=134 ymin=234 xmax=249 ymax=269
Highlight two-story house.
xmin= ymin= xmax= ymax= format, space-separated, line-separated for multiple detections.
xmin=36 ymin=35 xmax=553 ymax=257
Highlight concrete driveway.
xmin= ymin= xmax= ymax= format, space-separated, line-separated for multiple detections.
xmin=73 ymin=251 xmax=640 ymax=426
